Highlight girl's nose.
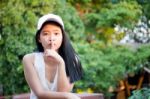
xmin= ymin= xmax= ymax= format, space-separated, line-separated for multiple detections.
xmin=49 ymin=35 xmax=55 ymax=42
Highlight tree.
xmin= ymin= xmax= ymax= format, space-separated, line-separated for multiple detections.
xmin=1 ymin=0 xmax=149 ymax=98
xmin=68 ymin=0 xmax=142 ymax=44
xmin=137 ymin=0 xmax=150 ymax=20
xmin=0 ymin=0 xmax=85 ymax=95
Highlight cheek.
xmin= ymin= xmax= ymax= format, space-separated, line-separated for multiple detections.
xmin=57 ymin=37 xmax=63 ymax=47
xmin=39 ymin=37 xmax=48 ymax=47
xmin=39 ymin=36 xmax=48 ymax=42
xmin=59 ymin=36 xmax=63 ymax=44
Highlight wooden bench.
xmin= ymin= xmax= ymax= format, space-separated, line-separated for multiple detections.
xmin=11 ymin=93 xmax=104 ymax=99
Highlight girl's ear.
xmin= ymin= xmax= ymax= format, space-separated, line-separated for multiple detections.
xmin=38 ymin=38 xmax=41 ymax=43
xmin=38 ymin=35 xmax=41 ymax=43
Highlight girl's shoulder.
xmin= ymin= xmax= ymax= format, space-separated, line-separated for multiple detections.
xmin=22 ymin=53 xmax=35 ymax=63
xmin=22 ymin=52 xmax=43 ymax=62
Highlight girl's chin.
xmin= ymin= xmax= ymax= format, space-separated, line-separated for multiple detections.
xmin=47 ymin=56 xmax=55 ymax=60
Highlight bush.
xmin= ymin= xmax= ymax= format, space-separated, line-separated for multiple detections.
xmin=129 ymin=87 xmax=150 ymax=99
xmin=0 ymin=0 xmax=84 ymax=95
xmin=74 ymin=42 xmax=150 ymax=98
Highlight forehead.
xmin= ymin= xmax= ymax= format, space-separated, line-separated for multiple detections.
xmin=41 ymin=21 xmax=62 ymax=30
xmin=42 ymin=24 xmax=61 ymax=30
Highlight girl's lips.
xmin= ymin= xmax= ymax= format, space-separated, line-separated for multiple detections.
xmin=47 ymin=56 xmax=55 ymax=60
xmin=49 ymin=43 xmax=55 ymax=49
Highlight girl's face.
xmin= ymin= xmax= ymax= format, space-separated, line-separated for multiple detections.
xmin=39 ymin=24 xmax=63 ymax=51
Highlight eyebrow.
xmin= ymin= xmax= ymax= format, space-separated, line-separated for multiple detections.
xmin=42 ymin=29 xmax=61 ymax=32
xmin=53 ymin=29 xmax=61 ymax=32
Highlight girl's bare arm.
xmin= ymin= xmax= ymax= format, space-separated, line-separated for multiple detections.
xmin=23 ymin=53 xmax=78 ymax=99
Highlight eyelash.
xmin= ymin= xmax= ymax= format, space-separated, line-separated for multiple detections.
xmin=43 ymin=32 xmax=48 ymax=35
xmin=54 ymin=33 xmax=59 ymax=35
xmin=42 ymin=32 xmax=59 ymax=35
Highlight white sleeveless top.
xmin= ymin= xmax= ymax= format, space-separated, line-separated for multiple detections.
xmin=30 ymin=52 xmax=58 ymax=99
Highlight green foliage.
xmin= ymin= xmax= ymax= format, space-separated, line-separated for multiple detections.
xmin=139 ymin=2 xmax=150 ymax=20
xmin=0 ymin=0 xmax=84 ymax=95
xmin=74 ymin=42 xmax=126 ymax=93
xmin=0 ymin=0 xmax=149 ymax=98
xmin=74 ymin=42 xmax=150 ymax=97
xmin=128 ymin=87 xmax=150 ymax=99
xmin=53 ymin=1 xmax=85 ymax=41
xmin=0 ymin=0 xmax=58 ymax=95
xmin=81 ymin=1 xmax=142 ymax=44
xmin=100 ymin=1 xmax=142 ymax=28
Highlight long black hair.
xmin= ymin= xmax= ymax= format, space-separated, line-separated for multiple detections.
xmin=35 ymin=21 xmax=83 ymax=83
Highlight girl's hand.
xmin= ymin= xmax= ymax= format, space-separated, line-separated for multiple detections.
xmin=44 ymin=49 xmax=64 ymax=64
xmin=65 ymin=93 xmax=81 ymax=99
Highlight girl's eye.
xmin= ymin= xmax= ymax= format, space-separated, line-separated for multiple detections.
xmin=54 ymin=33 xmax=59 ymax=35
xmin=42 ymin=32 xmax=48 ymax=35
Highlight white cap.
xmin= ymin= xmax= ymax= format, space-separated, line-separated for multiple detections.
xmin=37 ymin=13 xmax=64 ymax=30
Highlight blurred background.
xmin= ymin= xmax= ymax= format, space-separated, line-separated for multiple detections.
xmin=0 ymin=0 xmax=150 ymax=99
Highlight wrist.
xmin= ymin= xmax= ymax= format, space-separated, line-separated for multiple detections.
xmin=58 ymin=58 xmax=65 ymax=66
xmin=63 ymin=92 xmax=69 ymax=99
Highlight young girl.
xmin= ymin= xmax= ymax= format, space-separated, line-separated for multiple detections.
xmin=23 ymin=13 xmax=83 ymax=99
